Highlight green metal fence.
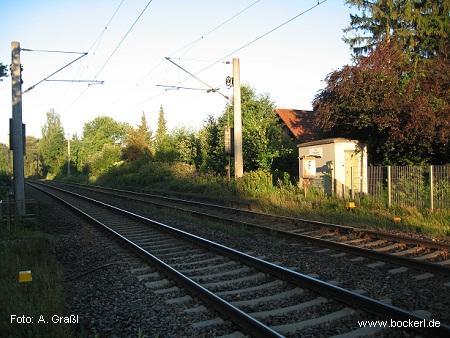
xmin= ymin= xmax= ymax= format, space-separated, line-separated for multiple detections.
xmin=367 ymin=165 xmax=450 ymax=210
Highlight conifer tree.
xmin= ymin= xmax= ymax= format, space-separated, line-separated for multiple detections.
xmin=155 ymin=105 xmax=168 ymax=149
xmin=344 ymin=0 xmax=449 ymax=58
xmin=122 ymin=112 xmax=153 ymax=161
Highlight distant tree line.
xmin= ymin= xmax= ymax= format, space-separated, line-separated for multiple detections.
xmin=8 ymin=86 xmax=296 ymax=182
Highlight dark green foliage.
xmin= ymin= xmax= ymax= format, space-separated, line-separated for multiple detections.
xmin=195 ymin=85 xmax=296 ymax=177
xmin=223 ymin=85 xmax=297 ymax=174
xmin=0 ymin=143 xmax=11 ymax=174
xmin=38 ymin=110 xmax=66 ymax=176
xmin=78 ymin=116 xmax=128 ymax=175
xmin=96 ymin=160 xmax=237 ymax=200
xmin=122 ymin=112 xmax=153 ymax=162
xmin=25 ymin=136 xmax=43 ymax=177
xmin=0 ymin=62 xmax=7 ymax=80
xmin=0 ymin=172 xmax=11 ymax=198
xmin=155 ymin=105 xmax=168 ymax=149
xmin=237 ymin=170 xmax=274 ymax=196
xmin=198 ymin=115 xmax=227 ymax=174
xmin=313 ymin=42 xmax=450 ymax=164
xmin=344 ymin=0 xmax=449 ymax=58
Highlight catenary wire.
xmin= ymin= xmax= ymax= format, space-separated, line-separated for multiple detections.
xmin=175 ymin=0 xmax=329 ymax=86
xmin=94 ymin=0 xmax=155 ymax=78
xmin=58 ymin=0 xmax=126 ymax=110
xmin=133 ymin=0 xmax=328 ymax=108
xmin=64 ymin=0 xmax=154 ymax=112
xmin=170 ymin=0 xmax=262 ymax=58
xmin=134 ymin=0 xmax=261 ymax=87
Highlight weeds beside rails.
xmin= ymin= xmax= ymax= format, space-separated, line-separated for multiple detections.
xmin=0 ymin=224 xmax=77 ymax=337
xmin=57 ymin=162 xmax=450 ymax=238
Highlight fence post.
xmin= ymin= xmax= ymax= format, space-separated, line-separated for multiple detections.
xmin=331 ymin=162 xmax=335 ymax=197
xmin=350 ymin=167 xmax=354 ymax=200
xmin=387 ymin=166 xmax=392 ymax=208
xmin=430 ymin=165 xmax=434 ymax=211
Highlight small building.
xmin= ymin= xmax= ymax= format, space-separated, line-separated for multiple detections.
xmin=298 ymin=138 xmax=368 ymax=197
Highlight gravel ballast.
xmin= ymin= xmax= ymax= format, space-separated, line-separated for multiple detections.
xmin=57 ymin=185 xmax=450 ymax=327
xmin=28 ymin=186 xmax=238 ymax=337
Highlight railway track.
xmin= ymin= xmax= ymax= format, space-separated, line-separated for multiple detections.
xmin=29 ymin=181 xmax=450 ymax=337
xmin=48 ymin=181 xmax=450 ymax=279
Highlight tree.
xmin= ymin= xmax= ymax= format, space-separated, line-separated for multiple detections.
xmin=0 ymin=62 xmax=7 ymax=81
xmin=67 ymin=134 xmax=82 ymax=176
xmin=223 ymin=85 xmax=294 ymax=172
xmin=88 ymin=143 xmax=122 ymax=177
xmin=24 ymin=136 xmax=43 ymax=177
xmin=0 ymin=143 xmax=11 ymax=174
xmin=39 ymin=110 xmax=66 ymax=176
xmin=171 ymin=127 xmax=201 ymax=166
xmin=78 ymin=116 xmax=128 ymax=173
xmin=198 ymin=115 xmax=227 ymax=174
xmin=155 ymin=105 xmax=168 ymax=149
xmin=122 ymin=112 xmax=153 ymax=162
xmin=344 ymin=0 xmax=449 ymax=58
xmin=313 ymin=42 xmax=449 ymax=164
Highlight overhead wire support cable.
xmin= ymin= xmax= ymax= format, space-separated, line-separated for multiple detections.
xmin=177 ymin=0 xmax=329 ymax=84
xmin=165 ymin=57 xmax=229 ymax=100
xmin=45 ymin=79 xmax=104 ymax=84
xmin=156 ymin=84 xmax=217 ymax=92
xmin=23 ymin=52 xmax=88 ymax=93
xmin=20 ymin=48 xmax=87 ymax=54
xmin=94 ymin=0 xmax=154 ymax=78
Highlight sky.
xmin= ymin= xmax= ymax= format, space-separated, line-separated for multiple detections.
xmin=0 ymin=0 xmax=354 ymax=144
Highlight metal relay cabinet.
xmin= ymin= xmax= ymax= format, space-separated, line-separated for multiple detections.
xmin=298 ymin=138 xmax=368 ymax=197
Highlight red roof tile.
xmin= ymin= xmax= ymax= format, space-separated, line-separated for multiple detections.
xmin=275 ymin=108 xmax=319 ymax=141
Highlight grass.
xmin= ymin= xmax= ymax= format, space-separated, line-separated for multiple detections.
xmin=250 ymin=186 xmax=450 ymax=237
xmin=57 ymin=161 xmax=450 ymax=238
xmin=0 ymin=222 xmax=77 ymax=338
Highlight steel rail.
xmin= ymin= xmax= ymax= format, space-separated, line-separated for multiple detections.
xmin=30 ymin=181 xmax=450 ymax=337
xmin=51 ymin=180 xmax=450 ymax=251
xmin=28 ymin=182 xmax=283 ymax=338
xmin=47 ymin=181 xmax=450 ymax=277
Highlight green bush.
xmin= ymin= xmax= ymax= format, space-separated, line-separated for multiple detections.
xmin=60 ymin=159 xmax=449 ymax=237
xmin=237 ymin=170 xmax=274 ymax=196
xmin=0 ymin=172 xmax=11 ymax=198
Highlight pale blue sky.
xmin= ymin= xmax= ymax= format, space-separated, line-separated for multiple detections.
xmin=0 ymin=0 xmax=354 ymax=143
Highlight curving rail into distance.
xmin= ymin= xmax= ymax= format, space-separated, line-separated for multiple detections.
xmin=29 ymin=181 xmax=450 ymax=337
xmin=46 ymin=180 xmax=450 ymax=278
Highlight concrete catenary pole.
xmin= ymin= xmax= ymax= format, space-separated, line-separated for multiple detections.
xmin=11 ymin=41 xmax=25 ymax=216
xmin=233 ymin=58 xmax=243 ymax=178
xmin=67 ymin=135 xmax=71 ymax=176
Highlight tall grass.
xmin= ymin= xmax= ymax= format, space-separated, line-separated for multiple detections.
xmin=60 ymin=161 xmax=450 ymax=237
xmin=0 ymin=227 xmax=76 ymax=337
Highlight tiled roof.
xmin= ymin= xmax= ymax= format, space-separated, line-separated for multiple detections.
xmin=275 ymin=108 xmax=319 ymax=141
